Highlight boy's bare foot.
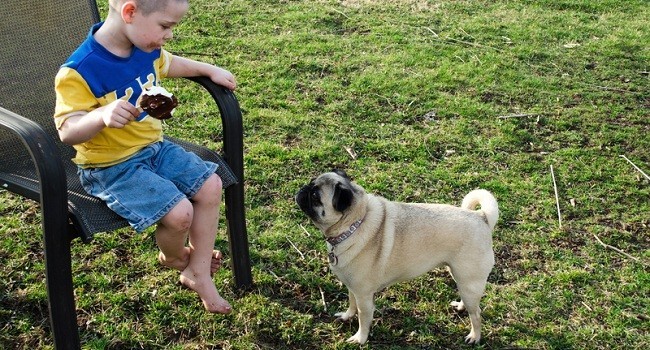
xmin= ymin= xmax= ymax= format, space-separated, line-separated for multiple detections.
xmin=159 ymin=249 xmax=224 ymax=275
xmin=158 ymin=248 xmax=190 ymax=271
xmin=180 ymin=268 xmax=232 ymax=314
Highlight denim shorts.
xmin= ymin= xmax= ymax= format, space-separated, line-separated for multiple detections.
xmin=79 ymin=140 xmax=218 ymax=232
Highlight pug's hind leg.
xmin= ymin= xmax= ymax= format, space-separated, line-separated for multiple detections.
xmin=456 ymin=282 xmax=486 ymax=344
xmin=459 ymin=296 xmax=482 ymax=344
xmin=335 ymin=288 xmax=358 ymax=321
xmin=449 ymin=267 xmax=488 ymax=344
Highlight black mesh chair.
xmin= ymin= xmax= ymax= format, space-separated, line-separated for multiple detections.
xmin=0 ymin=0 xmax=252 ymax=348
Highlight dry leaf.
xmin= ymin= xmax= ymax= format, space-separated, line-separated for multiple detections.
xmin=344 ymin=146 xmax=357 ymax=159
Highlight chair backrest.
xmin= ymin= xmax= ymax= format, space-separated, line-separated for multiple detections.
xmin=0 ymin=0 xmax=129 ymax=240
xmin=0 ymin=0 xmax=100 ymax=159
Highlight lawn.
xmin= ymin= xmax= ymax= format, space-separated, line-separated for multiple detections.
xmin=1 ymin=0 xmax=648 ymax=349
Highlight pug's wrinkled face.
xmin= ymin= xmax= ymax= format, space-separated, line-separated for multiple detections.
xmin=296 ymin=170 xmax=356 ymax=230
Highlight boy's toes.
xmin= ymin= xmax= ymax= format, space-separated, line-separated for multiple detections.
xmin=205 ymin=298 xmax=232 ymax=314
xmin=210 ymin=250 xmax=223 ymax=275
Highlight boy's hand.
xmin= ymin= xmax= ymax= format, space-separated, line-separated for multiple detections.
xmin=57 ymin=100 xmax=139 ymax=145
xmin=102 ymin=100 xmax=139 ymax=128
xmin=208 ymin=66 xmax=237 ymax=91
xmin=168 ymin=55 xmax=237 ymax=91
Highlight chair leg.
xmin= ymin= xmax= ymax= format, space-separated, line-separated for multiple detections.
xmin=43 ymin=226 xmax=80 ymax=349
xmin=224 ymin=181 xmax=253 ymax=290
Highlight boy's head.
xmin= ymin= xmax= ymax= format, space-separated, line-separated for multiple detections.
xmin=108 ymin=0 xmax=188 ymax=16
xmin=106 ymin=0 xmax=189 ymax=53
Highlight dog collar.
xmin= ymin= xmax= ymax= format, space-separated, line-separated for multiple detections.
xmin=326 ymin=219 xmax=363 ymax=246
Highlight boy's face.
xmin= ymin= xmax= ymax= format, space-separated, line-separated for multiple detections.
xmin=125 ymin=1 xmax=189 ymax=52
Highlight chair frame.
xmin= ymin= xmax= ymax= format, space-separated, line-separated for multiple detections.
xmin=0 ymin=2 xmax=252 ymax=348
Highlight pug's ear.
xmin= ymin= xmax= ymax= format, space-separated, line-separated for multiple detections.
xmin=332 ymin=183 xmax=354 ymax=212
xmin=332 ymin=169 xmax=350 ymax=180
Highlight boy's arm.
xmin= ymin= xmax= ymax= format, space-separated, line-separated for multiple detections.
xmin=55 ymin=68 xmax=140 ymax=145
xmin=166 ymin=55 xmax=237 ymax=91
xmin=57 ymin=100 xmax=139 ymax=145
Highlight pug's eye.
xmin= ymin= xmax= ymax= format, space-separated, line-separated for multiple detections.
xmin=310 ymin=190 xmax=319 ymax=202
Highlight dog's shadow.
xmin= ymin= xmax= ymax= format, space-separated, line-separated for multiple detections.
xmin=255 ymin=260 xmax=522 ymax=349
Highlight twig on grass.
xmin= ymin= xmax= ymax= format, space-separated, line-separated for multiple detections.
xmin=445 ymin=37 xmax=502 ymax=51
xmin=372 ymin=93 xmax=394 ymax=109
xmin=287 ymin=238 xmax=305 ymax=260
xmin=331 ymin=8 xmax=350 ymax=20
xmin=459 ymin=27 xmax=476 ymax=41
xmin=344 ymin=146 xmax=357 ymax=160
xmin=619 ymin=155 xmax=650 ymax=181
xmin=268 ymin=269 xmax=282 ymax=282
xmin=592 ymin=85 xmax=635 ymax=93
xmin=423 ymin=27 xmax=439 ymax=38
xmin=497 ymin=113 xmax=541 ymax=119
xmin=319 ymin=287 xmax=328 ymax=312
xmin=176 ymin=51 xmax=219 ymax=58
xmin=299 ymin=224 xmax=311 ymax=237
xmin=590 ymin=232 xmax=640 ymax=262
xmin=550 ymin=165 xmax=562 ymax=229
xmin=423 ymin=27 xmax=502 ymax=51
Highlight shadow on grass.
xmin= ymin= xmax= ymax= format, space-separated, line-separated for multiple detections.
xmin=249 ymin=260 xmax=533 ymax=349
xmin=0 ymin=287 xmax=50 ymax=348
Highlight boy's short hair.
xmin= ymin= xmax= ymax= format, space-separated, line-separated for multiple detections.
xmin=109 ymin=0 xmax=188 ymax=16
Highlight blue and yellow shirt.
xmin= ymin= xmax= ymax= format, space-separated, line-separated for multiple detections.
xmin=54 ymin=22 xmax=172 ymax=168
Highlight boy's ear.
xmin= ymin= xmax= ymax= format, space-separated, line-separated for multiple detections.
xmin=121 ymin=2 xmax=137 ymax=23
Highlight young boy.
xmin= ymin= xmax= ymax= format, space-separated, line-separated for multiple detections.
xmin=54 ymin=0 xmax=236 ymax=314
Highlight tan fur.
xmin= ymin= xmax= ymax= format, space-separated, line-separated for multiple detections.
xmin=297 ymin=172 xmax=498 ymax=345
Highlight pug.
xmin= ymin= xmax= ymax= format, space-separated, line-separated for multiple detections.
xmin=296 ymin=170 xmax=498 ymax=345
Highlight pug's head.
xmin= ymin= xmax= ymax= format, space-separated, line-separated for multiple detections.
xmin=296 ymin=169 xmax=364 ymax=231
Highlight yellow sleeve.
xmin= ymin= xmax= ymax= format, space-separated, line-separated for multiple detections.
xmin=157 ymin=49 xmax=174 ymax=79
xmin=53 ymin=67 xmax=98 ymax=129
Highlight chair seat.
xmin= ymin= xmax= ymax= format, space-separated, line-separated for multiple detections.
xmin=0 ymin=135 xmax=237 ymax=242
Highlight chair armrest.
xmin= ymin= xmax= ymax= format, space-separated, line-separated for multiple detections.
xmin=0 ymin=107 xmax=68 ymax=209
xmin=184 ymin=77 xmax=253 ymax=289
xmin=0 ymin=106 xmax=80 ymax=348
xmin=185 ymin=76 xmax=244 ymax=182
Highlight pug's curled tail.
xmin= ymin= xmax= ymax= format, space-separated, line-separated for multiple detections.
xmin=462 ymin=189 xmax=499 ymax=230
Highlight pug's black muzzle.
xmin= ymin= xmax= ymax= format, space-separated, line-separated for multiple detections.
xmin=296 ymin=184 xmax=319 ymax=221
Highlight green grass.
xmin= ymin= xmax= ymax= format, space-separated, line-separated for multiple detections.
xmin=2 ymin=0 xmax=649 ymax=348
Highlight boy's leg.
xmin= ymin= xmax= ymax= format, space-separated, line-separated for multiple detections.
xmin=179 ymin=173 xmax=232 ymax=314
xmin=156 ymin=199 xmax=194 ymax=271
xmin=156 ymin=199 xmax=223 ymax=275
xmin=150 ymin=141 xmax=229 ymax=312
